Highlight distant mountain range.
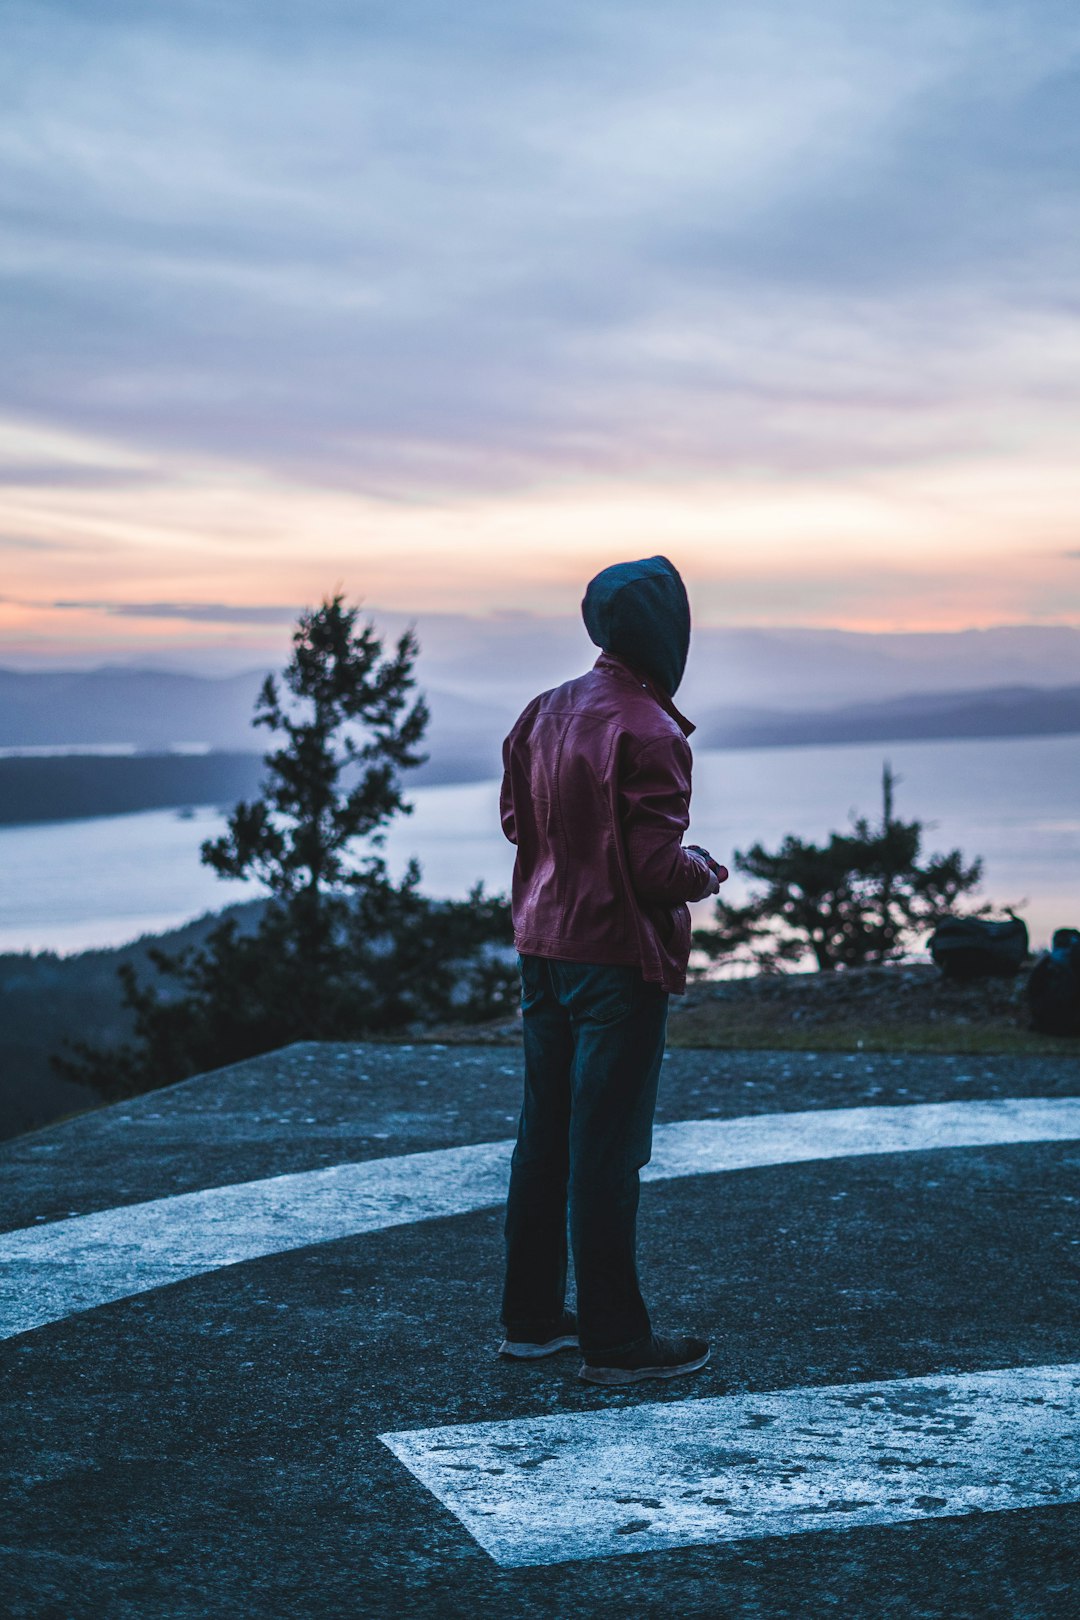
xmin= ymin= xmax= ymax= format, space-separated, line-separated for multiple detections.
xmin=9 ymin=621 xmax=1080 ymax=721
xmin=1 ymin=632 xmax=1079 ymax=826
xmin=0 ymin=666 xmax=269 ymax=751
xmin=695 ymin=683 xmax=1080 ymax=750
xmin=0 ymin=668 xmax=512 ymax=787
xmin=680 ymin=623 xmax=1080 ymax=715
xmin=345 ymin=615 xmax=1080 ymax=714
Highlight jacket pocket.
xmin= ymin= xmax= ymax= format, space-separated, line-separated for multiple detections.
xmin=671 ymin=903 xmax=691 ymax=963
xmin=649 ymin=902 xmax=690 ymax=958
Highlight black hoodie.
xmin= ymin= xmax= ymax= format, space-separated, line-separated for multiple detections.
xmin=581 ymin=555 xmax=691 ymax=698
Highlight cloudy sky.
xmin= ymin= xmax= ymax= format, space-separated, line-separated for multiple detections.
xmin=3 ymin=0 xmax=1080 ymax=667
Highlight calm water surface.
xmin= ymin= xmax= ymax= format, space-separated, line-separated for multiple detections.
xmin=1 ymin=734 xmax=1076 ymax=955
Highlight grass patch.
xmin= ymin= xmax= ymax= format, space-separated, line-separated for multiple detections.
xmin=668 ymin=962 xmax=1077 ymax=1055
xmin=666 ymin=1008 xmax=1076 ymax=1056
xmin=419 ymin=961 xmax=1080 ymax=1057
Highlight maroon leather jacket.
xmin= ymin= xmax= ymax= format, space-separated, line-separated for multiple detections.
xmin=500 ymin=652 xmax=713 ymax=994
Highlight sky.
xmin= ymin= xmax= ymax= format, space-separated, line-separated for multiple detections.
xmin=3 ymin=0 xmax=1080 ymax=670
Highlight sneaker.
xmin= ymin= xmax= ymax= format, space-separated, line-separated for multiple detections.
xmin=579 ymin=1333 xmax=709 ymax=1386
xmin=498 ymin=1310 xmax=579 ymax=1359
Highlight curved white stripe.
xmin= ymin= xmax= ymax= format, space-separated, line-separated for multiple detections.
xmin=2 ymin=1096 xmax=1078 ymax=1341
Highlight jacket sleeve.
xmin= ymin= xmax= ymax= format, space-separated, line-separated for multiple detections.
xmin=619 ymin=732 xmax=712 ymax=904
xmin=499 ymin=729 xmax=517 ymax=846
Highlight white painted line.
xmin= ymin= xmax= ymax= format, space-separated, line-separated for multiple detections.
xmin=0 ymin=1138 xmax=512 ymax=1341
xmin=380 ymin=1362 xmax=1080 ymax=1567
xmin=2 ymin=1096 xmax=1079 ymax=1340
xmin=640 ymin=1097 xmax=1080 ymax=1181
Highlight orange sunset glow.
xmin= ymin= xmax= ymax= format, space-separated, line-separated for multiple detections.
xmin=4 ymin=3 xmax=1080 ymax=670
xmin=4 ymin=442 xmax=1080 ymax=667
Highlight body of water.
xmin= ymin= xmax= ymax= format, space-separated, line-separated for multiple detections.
xmin=0 ymin=734 xmax=1076 ymax=956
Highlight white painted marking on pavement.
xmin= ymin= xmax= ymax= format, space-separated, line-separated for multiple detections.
xmin=639 ymin=1098 xmax=1080 ymax=1181
xmin=2 ymin=1097 xmax=1079 ymax=1340
xmin=0 ymin=1138 xmax=512 ymax=1341
xmin=380 ymin=1361 xmax=1080 ymax=1566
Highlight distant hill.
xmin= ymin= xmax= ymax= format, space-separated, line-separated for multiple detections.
xmin=0 ymin=668 xmax=511 ymax=789
xmin=0 ymin=901 xmax=266 ymax=1140
xmin=679 ymin=624 xmax=1080 ymax=715
xmin=350 ymin=615 xmax=1080 ymax=713
xmin=8 ymin=622 xmax=1080 ymax=745
xmin=0 ymin=752 xmax=267 ymax=826
xmin=0 ymin=666 xmax=268 ymax=750
xmin=0 ymin=731 xmax=510 ymax=827
xmin=696 ymin=683 xmax=1080 ymax=750
xmin=2 ymin=641 xmax=1079 ymax=823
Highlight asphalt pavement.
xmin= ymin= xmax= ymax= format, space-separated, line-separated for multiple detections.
xmin=1 ymin=1042 xmax=1078 ymax=1619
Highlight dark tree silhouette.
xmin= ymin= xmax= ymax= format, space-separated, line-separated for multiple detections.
xmin=54 ymin=594 xmax=515 ymax=1098
xmin=693 ymin=763 xmax=985 ymax=974
xmin=202 ymin=591 xmax=429 ymax=899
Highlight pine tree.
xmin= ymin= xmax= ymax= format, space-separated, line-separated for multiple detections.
xmin=694 ymin=763 xmax=985 ymax=974
xmin=196 ymin=590 xmax=430 ymax=1030
xmin=54 ymin=595 xmax=515 ymax=1098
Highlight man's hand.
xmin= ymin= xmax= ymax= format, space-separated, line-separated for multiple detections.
xmin=687 ymin=844 xmax=728 ymax=897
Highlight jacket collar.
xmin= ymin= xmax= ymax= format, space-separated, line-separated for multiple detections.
xmin=594 ymin=652 xmax=696 ymax=738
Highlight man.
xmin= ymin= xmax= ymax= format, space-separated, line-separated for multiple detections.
xmin=498 ymin=556 xmax=727 ymax=1387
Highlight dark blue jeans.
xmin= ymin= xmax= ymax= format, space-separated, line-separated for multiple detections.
xmin=501 ymin=955 xmax=669 ymax=1359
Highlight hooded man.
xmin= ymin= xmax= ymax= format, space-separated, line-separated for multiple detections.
xmin=498 ymin=556 xmax=727 ymax=1386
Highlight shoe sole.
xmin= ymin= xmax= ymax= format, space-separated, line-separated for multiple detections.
xmin=578 ymin=1347 xmax=710 ymax=1385
xmin=498 ymin=1335 xmax=580 ymax=1359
